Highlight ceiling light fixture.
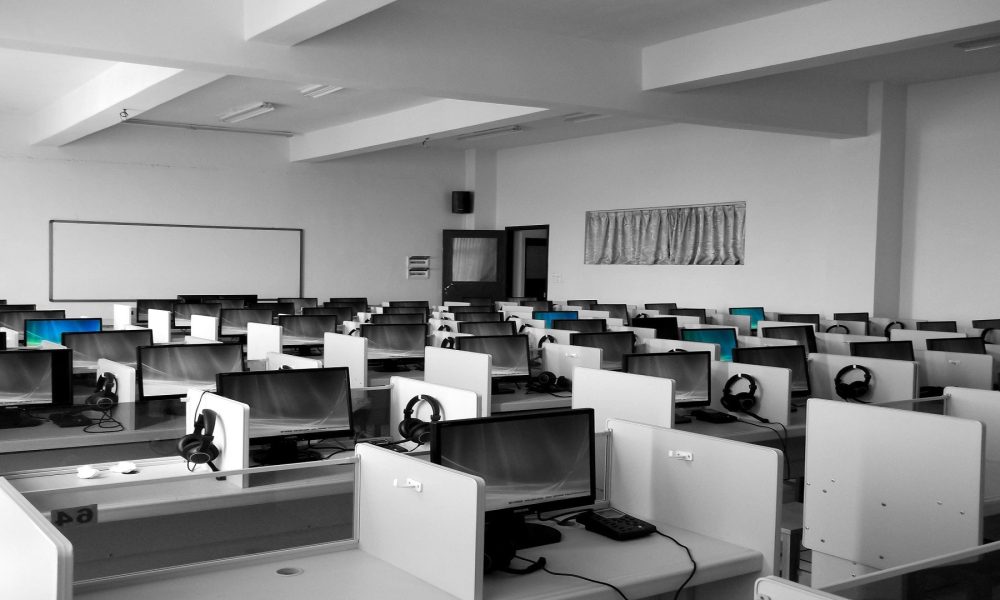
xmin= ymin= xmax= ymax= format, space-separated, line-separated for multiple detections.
xmin=954 ymin=34 xmax=1000 ymax=52
xmin=299 ymin=84 xmax=345 ymax=98
xmin=455 ymin=125 xmax=523 ymax=141
xmin=218 ymin=101 xmax=275 ymax=124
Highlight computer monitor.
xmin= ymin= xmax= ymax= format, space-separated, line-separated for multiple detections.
xmin=249 ymin=302 xmax=294 ymax=316
xmin=644 ymin=303 xmax=677 ymax=313
xmin=532 ymin=310 xmax=577 ymax=328
xmin=135 ymin=299 xmax=173 ymax=323
xmin=761 ymin=324 xmax=817 ymax=353
xmin=917 ymin=321 xmax=958 ymax=333
xmin=833 ymin=312 xmax=870 ymax=335
xmin=972 ymin=318 xmax=1000 ymax=330
xmin=382 ymin=306 xmax=429 ymax=317
xmin=522 ymin=300 xmax=553 ymax=311
xmin=448 ymin=305 xmax=493 ymax=314
xmin=0 ymin=304 xmax=37 ymax=311
xmin=623 ymin=351 xmax=711 ymax=410
xmin=137 ymin=343 xmax=244 ymax=400
xmin=216 ymin=367 xmax=354 ymax=465
xmin=62 ymin=329 xmax=153 ymax=372
xmin=172 ymin=302 xmax=222 ymax=326
xmin=729 ymin=307 xmax=766 ymax=331
xmin=455 ymin=312 xmax=502 ymax=323
xmin=566 ymin=300 xmax=597 ymax=309
xmin=591 ymin=303 xmax=629 ymax=325
xmin=278 ymin=315 xmax=340 ymax=345
xmin=0 ymin=310 xmax=66 ymax=340
xmin=680 ymin=327 xmax=738 ymax=361
xmin=216 ymin=298 xmax=248 ymax=309
xmin=569 ymin=331 xmax=635 ymax=371
xmin=925 ymin=337 xmax=987 ymax=355
xmin=670 ymin=308 xmax=708 ymax=324
xmin=278 ymin=298 xmax=319 ymax=315
xmin=776 ymin=313 xmax=821 ymax=331
xmin=733 ymin=345 xmax=812 ymax=399
xmin=0 ymin=348 xmax=73 ymax=428
xmin=303 ymin=306 xmax=355 ymax=324
xmin=360 ymin=323 xmax=427 ymax=370
xmin=430 ymin=408 xmax=595 ymax=550
xmin=326 ymin=299 xmax=368 ymax=315
xmin=454 ymin=335 xmax=531 ymax=390
xmin=24 ymin=318 xmax=102 ymax=347
xmin=552 ymin=319 xmax=606 ymax=333
xmin=849 ymin=340 xmax=916 ymax=362
xmin=219 ymin=308 xmax=275 ymax=336
xmin=370 ymin=313 xmax=427 ymax=325
xmin=457 ymin=321 xmax=517 ymax=336
xmin=389 ymin=300 xmax=430 ymax=309
xmin=631 ymin=316 xmax=680 ymax=340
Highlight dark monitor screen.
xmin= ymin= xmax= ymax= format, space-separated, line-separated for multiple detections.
xmin=670 ymin=308 xmax=708 ymax=324
xmin=591 ymin=303 xmax=629 ymax=324
xmin=217 ymin=367 xmax=354 ymax=450
xmin=623 ymin=351 xmax=711 ymax=409
xmin=566 ymin=300 xmax=597 ymax=309
xmin=522 ymin=300 xmax=553 ymax=311
xmin=278 ymin=298 xmax=319 ymax=315
xmin=533 ymin=311 xmax=577 ymax=328
xmin=681 ymin=327 xmax=738 ymax=361
xmin=0 ymin=304 xmax=37 ymax=311
xmin=454 ymin=335 xmax=531 ymax=382
xmin=62 ymin=329 xmax=153 ymax=372
xmin=761 ymin=325 xmax=817 ymax=353
xmin=25 ymin=318 xmax=102 ymax=347
xmin=249 ymin=302 xmax=294 ymax=316
xmin=849 ymin=341 xmax=915 ymax=362
xmin=220 ymin=308 xmax=275 ymax=335
xmin=0 ymin=348 xmax=73 ymax=407
xmin=733 ymin=345 xmax=812 ymax=398
xmin=137 ymin=343 xmax=244 ymax=400
xmin=777 ymin=313 xmax=821 ymax=331
xmin=216 ymin=299 xmax=248 ymax=309
xmin=631 ymin=316 xmax=680 ymax=340
xmin=173 ymin=302 xmax=222 ymax=326
xmin=644 ymin=303 xmax=677 ymax=313
xmin=0 ymin=310 xmax=66 ymax=339
xmin=917 ymin=321 xmax=958 ymax=333
xmin=457 ymin=321 xmax=517 ymax=336
xmin=972 ymin=319 xmax=1000 ymax=330
xmin=448 ymin=305 xmax=493 ymax=314
xmin=136 ymin=299 xmax=174 ymax=323
xmin=371 ymin=313 xmax=426 ymax=325
xmin=389 ymin=300 xmax=430 ymax=308
xmin=455 ymin=312 xmax=502 ymax=323
xmin=325 ymin=300 xmax=367 ymax=315
xmin=360 ymin=324 xmax=426 ymax=362
xmin=382 ymin=306 xmax=428 ymax=317
xmin=833 ymin=312 xmax=870 ymax=335
xmin=278 ymin=315 xmax=339 ymax=345
xmin=552 ymin=319 xmax=606 ymax=333
xmin=729 ymin=307 xmax=765 ymax=331
xmin=569 ymin=331 xmax=635 ymax=371
xmin=303 ymin=306 xmax=355 ymax=323
xmin=925 ymin=337 xmax=987 ymax=355
xmin=430 ymin=409 xmax=595 ymax=526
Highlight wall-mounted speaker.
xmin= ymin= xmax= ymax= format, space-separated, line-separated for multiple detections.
xmin=451 ymin=191 xmax=474 ymax=214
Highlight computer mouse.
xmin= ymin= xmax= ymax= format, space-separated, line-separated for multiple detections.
xmin=76 ymin=465 xmax=100 ymax=479
xmin=109 ymin=461 xmax=138 ymax=474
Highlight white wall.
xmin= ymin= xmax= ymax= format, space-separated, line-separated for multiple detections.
xmin=901 ymin=70 xmax=1000 ymax=325
xmin=495 ymin=123 xmax=880 ymax=316
xmin=0 ymin=117 xmax=465 ymax=317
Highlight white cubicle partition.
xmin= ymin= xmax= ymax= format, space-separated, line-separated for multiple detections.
xmin=183 ymin=336 xmax=220 ymax=345
xmin=0 ymin=327 xmax=16 ymax=348
xmin=607 ymin=418 xmax=782 ymax=581
xmin=712 ymin=312 xmax=752 ymax=336
xmin=644 ymin=337 xmax=719 ymax=360
xmin=96 ymin=359 xmax=136 ymax=404
xmin=889 ymin=328 xmax=955 ymax=350
xmin=918 ymin=350 xmax=994 ymax=390
xmin=423 ymin=346 xmax=492 ymax=417
xmin=147 ymin=308 xmax=171 ymax=344
xmin=429 ymin=330 xmax=470 ymax=348
xmin=815 ymin=332 xmax=887 ymax=356
xmin=356 ymin=444 xmax=483 ymax=600
xmin=571 ymin=367 xmax=674 ymax=431
xmin=247 ymin=322 xmax=281 ymax=362
xmin=113 ymin=304 xmax=132 ymax=330
xmin=822 ymin=320 xmax=868 ymax=336
xmin=807 ymin=353 xmax=917 ymax=404
xmin=803 ymin=399 xmax=983 ymax=587
xmin=945 ymin=387 xmax=1000 ymax=462
xmin=755 ymin=577 xmax=844 ymax=600
xmin=183 ymin=390 xmax=249 ymax=488
xmin=265 ymin=352 xmax=322 ymax=370
xmin=522 ymin=326 xmax=573 ymax=347
xmin=711 ymin=362 xmax=792 ymax=426
xmin=388 ymin=377 xmax=481 ymax=448
xmin=737 ymin=335 xmax=796 ymax=348
xmin=0 ymin=477 xmax=72 ymax=600
xmin=190 ymin=315 xmax=218 ymax=341
xmin=541 ymin=343 xmax=601 ymax=381
xmin=323 ymin=332 xmax=368 ymax=388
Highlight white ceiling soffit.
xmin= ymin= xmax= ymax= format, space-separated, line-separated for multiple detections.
xmin=244 ymin=0 xmax=399 ymax=46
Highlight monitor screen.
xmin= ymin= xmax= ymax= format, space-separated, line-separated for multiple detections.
xmin=370 ymin=313 xmax=426 ymax=325
xmin=849 ymin=340 xmax=916 ymax=362
xmin=644 ymin=303 xmax=677 ymax=313
xmin=137 ymin=343 xmax=244 ymax=400
xmin=430 ymin=408 xmax=595 ymax=533
xmin=0 ymin=348 xmax=73 ymax=408
xmin=591 ymin=303 xmax=629 ymax=324
xmin=326 ymin=299 xmax=368 ymax=315
xmin=62 ymin=329 xmax=153 ymax=372
xmin=566 ymin=300 xmax=597 ymax=309
xmin=972 ymin=318 xmax=1000 ymax=330
xmin=278 ymin=315 xmax=339 ymax=345
xmin=278 ymin=298 xmax=318 ymax=315
xmin=833 ymin=312 xmax=870 ymax=335
xmin=24 ymin=318 xmax=102 ymax=347
xmin=729 ymin=307 xmax=765 ymax=331
xmin=382 ymin=306 xmax=429 ymax=317
xmin=522 ymin=300 xmax=553 ymax=311
xmin=623 ymin=351 xmax=711 ymax=409
xmin=457 ymin=321 xmax=517 ymax=336
xmin=925 ymin=337 xmax=987 ymax=355
xmin=917 ymin=321 xmax=958 ymax=333
xmin=670 ymin=308 xmax=708 ymax=324
xmin=777 ymin=313 xmax=821 ymax=330
xmin=220 ymin=308 xmax=275 ymax=335
xmin=448 ymin=305 xmax=493 ymax=314
xmin=532 ymin=310 xmax=577 ymax=328
xmin=569 ymin=331 xmax=635 ymax=371
xmin=0 ymin=304 xmax=38 ymax=311
xmin=0 ymin=310 xmax=66 ymax=339
xmin=389 ymin=300 xmax=430 ymax=308
xmin=552 ymin=319 xmax=606 ymax=333
xmin=136 ymin=299 xmax=174 ymax=323
xmin=360 ymin=324 xmax=427 ymax=361
xmin=454 ymin=335 xmax=531 ymax=382
xmin=681 ymin=327 xmax=738 ymax=361
xmin=733 ymin=345 xmax=812 ymax=398
xmin=303 ymin=306 xmax=355 ymax=323
xmin=631 ymin=316 xmax=679 ymax=340
xmin=249 ymin=302 xmax=294 ymax=316
xmin=761 ymin=325 xmax=817 ymax=353
xmin=173 ymin=302 xmax=222 ymax=326
xmin=455 ymin=312 xmax=502 ymax=323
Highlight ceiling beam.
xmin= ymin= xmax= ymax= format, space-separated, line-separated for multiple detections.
xmin=243 ymin=0 xmax=397 ymax=46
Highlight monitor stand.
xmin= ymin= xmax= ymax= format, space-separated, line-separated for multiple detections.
xmin=0 ymin=407 xmax=43 ymax=429
xmin=251 ymin=438 xmax=322 ymax=466
xmin=673 ymin=410 xmax=692 ymax=424
xmin=487 ymin=513 xmax=561 ymax=551
xmin=491 ymin=380 xmax=517 ymax=396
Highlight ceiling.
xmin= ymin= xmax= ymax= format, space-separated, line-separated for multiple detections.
xmin=1 ymin=1 xmax=998 ymax=158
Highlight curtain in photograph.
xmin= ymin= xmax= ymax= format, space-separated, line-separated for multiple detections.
xmin=451 ymin=237 xmax=498 ymax=281
xmin=584 ymin=202 xmax=745 ymax=265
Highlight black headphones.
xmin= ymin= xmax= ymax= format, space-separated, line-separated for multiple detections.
xmin=177 ymin=408 xmax=221 ymax=470
xmin=883 ymin=321 xmax=904 ymax=337
xmin=825 ymin=324 xmax=849 ymax=334
xmin=518 ymin=323 xmax=529 ymax=333
xmin=982 ymin=328 xmax=997 ymax=344
xmin=347 ymin=328 xmax=360 ymax=336
xmin=397 ymin=395 xmax=442 ymax=445
xmin=835 ymin=364 xmax=873 ymax=402
xmin=441 ymin=336 xmax=456 ymax=348
xmin=721 ymin=373 xmax=758 ymax=413
xmin=437 ymin=324 xmax=452 ymax=332
xmin=529 ymin=371 xmax=571 ymax=393
xmin=538 ymin=334 xmax=555 ymax=348
xmin=86 ymin=372 xmax=118 ymax=409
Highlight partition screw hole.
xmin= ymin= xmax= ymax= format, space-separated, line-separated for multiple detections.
xmin=277 ymin=567 xmax=303 ymax=576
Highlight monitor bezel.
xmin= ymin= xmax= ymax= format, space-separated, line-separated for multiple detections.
xmin=925 ymin=337 xmax=988 ymax=355
xmin=0 ymin=347 xmax=74 ymax=407
xmin=622 ymin=350 xmax=712 ymax=409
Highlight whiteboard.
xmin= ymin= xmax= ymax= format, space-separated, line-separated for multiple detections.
xmin=50 ymin=220 xmax=302 ymax=301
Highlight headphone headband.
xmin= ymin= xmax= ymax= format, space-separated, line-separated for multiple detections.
xmin=834 ymin=364 xmax=873 ymax=401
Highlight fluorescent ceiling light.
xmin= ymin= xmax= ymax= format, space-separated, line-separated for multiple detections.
xmin=218 ymin=101 xmax=275 ymax=123
xmin=455 ymin=125 xmax=523 ymax=141
xmin=954 ymin=35 xmax=1000 ymax=52
xmin=300 ymin=84 xmax=345 ymax=98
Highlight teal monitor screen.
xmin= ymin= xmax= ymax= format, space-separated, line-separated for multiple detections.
xmin=533 ymin=311 xmax=577 ymax=328
xmin=25 ymin=318 xmax=101 ymax=347
xmin=681 ymin=328 xmax=738 ymax=361
xmin=729 ymin=307 xmax=765 ymax=330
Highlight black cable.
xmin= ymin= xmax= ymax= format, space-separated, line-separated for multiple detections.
xmin=654 ymin=531 xmax=697 ymax=600
xmin=515 ymin=556 xmax=629 ymax=600
xmin=322 ymin=447 xmax=354 ymax=459
xmin=82 ymin=408 xmax=124 ymax=433
xmin=738 ymin=418 xmax=791 ymax=480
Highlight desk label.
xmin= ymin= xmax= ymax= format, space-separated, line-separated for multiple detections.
xmin=51 ymin=505 xmax=98 ymax=529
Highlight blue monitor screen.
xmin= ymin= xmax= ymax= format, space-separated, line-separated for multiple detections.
xmin=681 ymin=327 xmax=738 ymax=361
xmin=25 ymin=318 xmax=102 ymax=347
xmin=533 ymin=311 xmax=577 ymax=328
xmin=729 ymin=307 xmax=765 ymax=330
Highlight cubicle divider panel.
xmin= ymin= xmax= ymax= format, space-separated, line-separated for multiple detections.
xmin=423 ymin=347 xmax=491 ymax=417
xmin=389 ymin=377 xmax=480 ymax=448
xmin=183 ymin=336 xmax=220 ymax=345
xmin=247 ymin=322 xmax=281 ymax=362
xmin=323 ymin=332 xmax=368 ymax=389
xmin=808 ymin=353 xmax=917 ymax=404
xmin=889 ymin=328 xmax=956 ymax=350
xmin=609 ymin=325 xmax=656 ymax=345
xmin=713 ymin=312 xmax=752 ymax=336
xmin=356 ymin=444 xmax=483 ymax=600
xmin=0 ymin=477 xmax=72 ymax=600
xmin=190 ymin=315 xmax=218 ymax=342
xmin=265 ymin=352 xmax=322 ymax=371
xmin=96 ymin=359 xmax=136 ymax=405
xmin=147 ymin=309 xmax=170 ymax=344
xmin=716 ymin=362 xmax=791 ymax=425
xmin=945 ymin=387 xmax=1000 ymax=462
xmin=645 ymin=338 xmax=719 ymax=360
xmin=577 ymin=309 xmax=611 ymax=320
xmin=607 ymin=419 xmax=782 ymax=577
xmin=113 ymin=304 xmax=132 ymax=330
xmin=919 ymin=350 xmax=994 ymax=390
xmin=755 ymin=576 xmax=847 ymax=600
xmin=571 ymin=368 xmax=674 ymax=432
xmin=815 ymin=333 xmax=887 ymax=356
xmin=736 ymin=335 xmax=795 ymax=349
xmin=541 ymin=343 xmax=601 ymax=381
xmin=0 ymin=327 xmax=16 ymax=348
xmin=184 ymin=391 xmax=248 ymax=488
xmin=522 ymin=326 xmax=573 ymax=347
xmin=803 ymin=399 xmax=983 ymax=575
